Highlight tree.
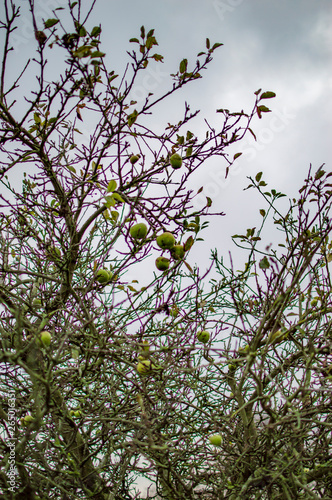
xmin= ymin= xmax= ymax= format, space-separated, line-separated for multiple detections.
xmin=0 ymin=1 xmax=331 ymax=499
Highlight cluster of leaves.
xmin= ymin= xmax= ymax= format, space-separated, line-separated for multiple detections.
xmin=1 ymin=1 xmax=331 ymax=500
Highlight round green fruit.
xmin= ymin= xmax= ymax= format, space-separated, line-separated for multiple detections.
xmin=40 ymin=331 xmax=52 ymax=347
xmin=156 ymin=232 xmax=175 ymax=250
xmin=197 ymin=330 xmax=210 ymax=343
xmin=38 ymin=331 xmax=51 ymax=347
xmin=170 ymin=244 xmax=185 ymax=260
xmin=22 ymin=415 xmax=34 ymax=426
xmin=130 ymin=222 xmax=148 ymax=240
xmin=170 ymin=153 xmax=182 ymax=169
xmin=96 ymin=269 xmax=111 ymax=284
xmin=155 ymin=257 xmax=170 ymax=271
xmin=137 ymin=359 xmax=154 ymax=375
xmin=130 ymin=155 xmax=140 ymax=164
xmin=209 ymin=434 xmax=222 ymax=447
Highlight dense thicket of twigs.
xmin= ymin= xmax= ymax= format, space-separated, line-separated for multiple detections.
xmin=0 ymin=1 xmax=331 ymax=499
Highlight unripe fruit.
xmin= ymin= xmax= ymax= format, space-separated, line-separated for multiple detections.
xmin=22 ymin=415 xmax=34 ymax=426
xmin=268 ymin=329 xmax=287 ymax=346
xmin=130 ymin=222 xmax=148 ymax=240
xmin=137 ymin=359 xmax=154 ymax=375
xmin=170 ymin=244 xmax=185 ymax=260
xmin=96 ymin=269 xmax=111 ymax=284
xmin=156 ymin=232 xmax=175 ymax=250
xmin=38 ymin=331 xmax=51 ymax=347
xmin=155 ymin=257 xmax=170 ymax=271
xmin=209 ymin=434 xmax=222 ymax=447
xmin=130 ymin=155 xmax=140 ymax=164
xmin=170 ymin=153 xmax=182 ymax=169
xmin=196 ymin=330 xmax=210 ymax=343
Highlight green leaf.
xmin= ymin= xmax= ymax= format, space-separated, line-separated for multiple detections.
xmin=34 ymin=112 xmax=41 ymax=124
xmin=257 ymin=105 xmax=271 ymax=113
xmin=259 ymin=209 xmax=266 ymax=217
xmin=146 ymin=36 xmax=158 ymax=49
xmin=260 ymin=91 xmax=276 ymax=99
xmin=140 ymin=26 xmax=145 ymax=39
xmin=212 ymin=42 xmax=223 ymax=51
xmin=259 ymin=257 xmax=270 ymax=269
xmin=70 ymin=1 xmax=78 ymax=7
xmin=107 ymin=180 xmax=117 ymax=192
xmin=44 ymin=19 xmax=59 ymax=29
xmin=315 ymin=169 xmax=325 ymax=180
xmin=112 ymin=192 xmax=124 ymax=203
xmin=248 ymin=128 xmax=257 ymax=141
xmin=206 ymin=197 xmax=212 ymax=207
xmin=206 ymin=38 xmax=210 ymax=49
xmin=184 ymin=236 xmax=194 ymax=251
xmin=90 ymin=51 xmax=105 ymax=58
xmin=128 ymin=109 xmax=138 ymax=127
xmin=91 ymin=26 xmax=101 ymax=38
xmin=184 ymin=261 xmax=193 ymax=273
xmin=254 ymin=88 xmax=262 ymax=95
xmin=255 ymin=172 xmax=263 ymax=182
xmin=233 ymin=152 xmax=242 ymax=160
xmin=186 ymin=146 xmax=192 ymax=157
xmin=152 ymin=53 xmax=164 ymax=62
xmin=104 ymin=196 xmax=115 ymax=208
xmin=179 ymin=59 xmax=188 ymax=74
xmin=129 ymin=38 xmax=140 ymax=43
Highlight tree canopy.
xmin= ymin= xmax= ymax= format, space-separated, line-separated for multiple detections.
xmin=0 ymin=1 xmax=331 ymax=499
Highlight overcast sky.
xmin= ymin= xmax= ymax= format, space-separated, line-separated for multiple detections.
xmin=4 ymin=0 xmax=332 ymax=274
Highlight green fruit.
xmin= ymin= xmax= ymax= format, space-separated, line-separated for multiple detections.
xmin=268 ymin=329 xmax=288 ymax=346
xmin=197 ymin=330 xmax=210 ymax=343
xmin=155 ymin=257 xmax=170 ymax=271
xmin=137 ymin=359 xmax=154 ymax=375
xmin=170 ymin=153 xmax=182 ymax=169
xmin=130 ymin=155 xmax=140 ymax=164
xmin=209 ymin=434 xmax=222 ymax=447
xmin=171 ymin=244 xmax=185 ymax=260
xmin=156 ymin=232 xmax=175 ymax=250
xmin=96 ymin=269 xmax=111 ymax=284
xmin=40 ymin=331 xmax=52 ymax=347
xmin=22 ymin=415 xmax=34 ymax=426
xmin=130 ymin=222 xmax=148 ymax=240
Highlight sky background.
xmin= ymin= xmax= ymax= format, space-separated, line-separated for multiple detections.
xmin=5 ymin=0 xmax=331 ymax=275
xmin=2 ymin=1 xmax=331 ymax=495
